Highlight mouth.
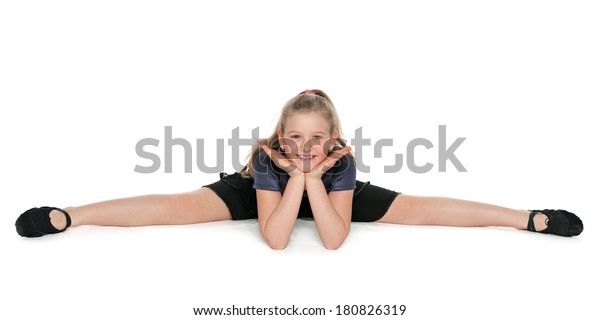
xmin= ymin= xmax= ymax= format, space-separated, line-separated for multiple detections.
xmin=298 ymin=155 xmax=316 ymax=160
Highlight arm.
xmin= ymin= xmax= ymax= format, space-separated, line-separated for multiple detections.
xmin=304 ymin=146 xmax=354 ymax=249
xmin=305 ymin=178 xmax=353 ymax=250
xmin=256 ymin=143 xmax=306 ymax=250
xmin=257 ymin=175 xmax=305 ymax=250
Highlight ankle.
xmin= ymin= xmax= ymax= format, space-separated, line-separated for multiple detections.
xmin=49 ymin=209 xmax=68 ymax=230
xmin=532 ymin=213 xmax=548 ymax=232
xmin=62 ymin=206 xmax=81 ymax=227
xmin=518 ymin=210 xmax=547 ymax=231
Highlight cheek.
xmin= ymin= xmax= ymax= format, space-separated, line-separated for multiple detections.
xmin=316 ymin=142 xmax=330 ymax=155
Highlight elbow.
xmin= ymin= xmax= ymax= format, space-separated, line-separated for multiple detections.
xmin=260 ymin=225 xmax=290 ymax=250
xmin=323 ymin=238 xmax=345 ymax=250
xmin=267 ymin=238 xmax=288 ymax=250
xmin=323 ymin=229 xmax=350 ymax=250
xmin=262 ymin=232 xmax=289 ymax=250
xmin=324 ymin=243 xmax=342 ymax=250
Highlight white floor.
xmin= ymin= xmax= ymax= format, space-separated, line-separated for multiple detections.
xmin=3 ymin=212 xmax=597 ymax=320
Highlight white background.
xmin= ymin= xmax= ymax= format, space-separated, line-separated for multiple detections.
xmin=1 ymin=1 xmax=599 ymax=319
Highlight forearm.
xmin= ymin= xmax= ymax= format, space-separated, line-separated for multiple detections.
xmin=305 ymin=178 xmax=349 ymax=250
xmin=262 ymin=175 xmax=305 ymax=249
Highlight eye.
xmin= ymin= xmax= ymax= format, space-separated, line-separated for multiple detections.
xmin=291 ymin=135 xmax=301 ymax=139
xmin=313 ymin=136 xmax=322 ymax=140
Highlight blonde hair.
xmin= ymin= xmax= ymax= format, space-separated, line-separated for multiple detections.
xmin=240 ymin=89 xmax=353 ymax=179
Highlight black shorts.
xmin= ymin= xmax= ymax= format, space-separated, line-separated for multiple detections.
xmin=201 ymin=172 xmax=401 ymax=222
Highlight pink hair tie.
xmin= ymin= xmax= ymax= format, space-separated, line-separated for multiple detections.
xmin=304 ymin=89 xmax=315 ymax=94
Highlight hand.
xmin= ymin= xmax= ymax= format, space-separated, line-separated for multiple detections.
xmin=259 ymin=143 xmax=304 ymax=178
xmin=305 ymin=146 xmax=352 ymax=181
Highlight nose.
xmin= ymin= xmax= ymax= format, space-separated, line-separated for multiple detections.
xmin=302 ymin=142 xmax=311 ymax=152
xmin=302 ymin=138 xmax=320 ymax=153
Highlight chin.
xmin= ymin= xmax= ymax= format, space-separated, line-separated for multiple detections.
xmin=292 ymin=156 xmax=324 ymax=173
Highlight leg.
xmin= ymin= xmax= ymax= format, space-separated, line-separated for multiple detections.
xmin=48 ymin=187 xmax=232 ymax=230
xmin=377 ymin=194 xmax=548 ymax=231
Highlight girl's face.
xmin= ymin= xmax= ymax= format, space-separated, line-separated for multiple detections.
xmin=278 ymin=113 xmax=338 ymax=173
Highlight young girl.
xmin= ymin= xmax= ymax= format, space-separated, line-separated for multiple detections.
xmin=15 ymin=89 xmax=584 ymax=249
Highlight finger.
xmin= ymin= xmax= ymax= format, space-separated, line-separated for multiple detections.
xmin=315 ymin=157 xmax=339 ymax=173
xmin=268 ymin=149 xmax=287 ymax=162
xmin=260 ymin=143 xmax=284 ymax=161
xmin=330 ymin=146 xmax=351 ymax=155
xmin=260 ymin=143 xmax=300 ymax=173
xmin=259 ymin=143 xmax=271 ymax=156
xmin=327 ymin=146 xmax=351 ymax=161
xmin=337 ymin=146 xmax=352 ymax=155
xmin=317 ymin=147 xmax=352 ymax=173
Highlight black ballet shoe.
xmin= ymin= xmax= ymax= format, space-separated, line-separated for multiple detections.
xmin=526 ymin=209 xmax=583 ymax=237
xmin=15 ymin=206 xmax=72 ymax=237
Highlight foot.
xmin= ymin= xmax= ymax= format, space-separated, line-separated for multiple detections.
xmin=526 ymin=209 xmax=583 ymax=237
xmin=15 ymin=206 xmax=72 ymax=237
